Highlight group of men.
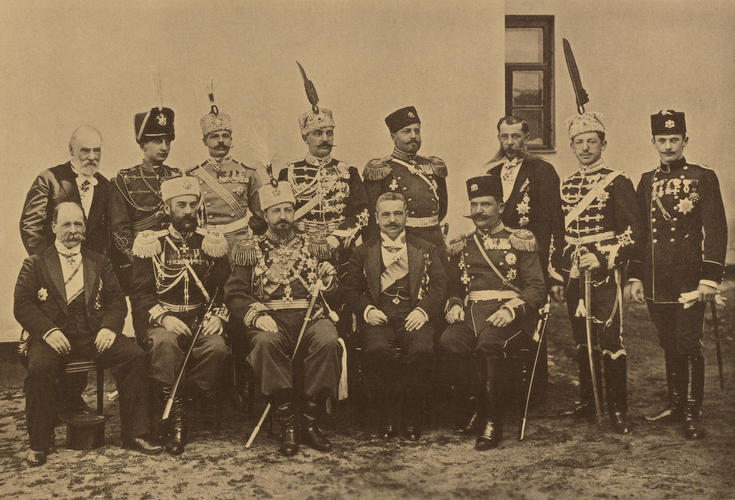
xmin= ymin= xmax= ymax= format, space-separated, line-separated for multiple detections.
xmin=14 ymin=88 xmax=727 ymax=466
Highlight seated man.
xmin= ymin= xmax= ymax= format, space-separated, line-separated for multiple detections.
xmin=14 ymin=201 xmax=162 ymax=467
xmin=343 ymin=192 xmax=447 ymax=441
xmin=225 ymin=181 xmax=340 ymax=457
xmin=440 ymin=176 xmax=545 ymax=450
xmin=130 ymin=176 xmax=231 ymax=456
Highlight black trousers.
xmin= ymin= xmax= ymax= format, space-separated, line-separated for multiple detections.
xmin=647 ymin=301 xmax=705 ymax=356
xmin=24 ymin=335 xmax=149 ymax=451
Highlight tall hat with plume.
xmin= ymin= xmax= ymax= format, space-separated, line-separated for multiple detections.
xmin=134 ymin=71 xmax=175 ymax=144
xmin=296 ymin=61 xmax=335 ymax=135
xmin=200 ymin=79 xmax=232 ymax=137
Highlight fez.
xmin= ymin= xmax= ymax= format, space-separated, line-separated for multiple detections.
xmin=466 ymin=175 xmax=503 ymax=201
xmin=651 ymin=110 xmax=686 ymax=136
xmin=135 ymin=107 xmax=175 ymax=144
xmin=385 ymin=106 xmax=420 ymax=134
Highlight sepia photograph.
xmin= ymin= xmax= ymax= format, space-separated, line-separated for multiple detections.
xmin=0 ymin=0 xmax=733 ymax=497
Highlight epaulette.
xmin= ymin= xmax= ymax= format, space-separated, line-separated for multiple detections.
xmin=230 ymin=234 xmax=259 ymax=266
xmin=447 ymin=232 xmax=470 ymax=256
xmin=196 ymin=227 xmax=228 ymax=258
xmin=132 ymin=229 xmax=169 ymax=258
xmin=424 ymin=155 xmax=448 ymax=177
xmin=362 ymin=157 xmax=393 ymax=180
xmin=508 ymin=228 xmax=538 ymax=252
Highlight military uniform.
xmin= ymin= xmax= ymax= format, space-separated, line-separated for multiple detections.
xmin=363 ymin=107 xmax=448 ymax=255
xmin=440 ymin=176 xmax=545 ymax=449
xmin=109 ymin=107 xmax=181 ymax=292
xmin=225 ymin=182 xmax=341 ymax=456
xmin=550 ymin=112 xmax=641 ymax=433
xmin=343 ymin=231 xmax=447 ymax=439
xmin=130 ymin=177 xmax=231 ymax=455
xmin=629 ymin=110 xmax=727 ymax=438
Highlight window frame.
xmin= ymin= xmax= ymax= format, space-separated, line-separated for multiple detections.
xmin=505 ymin=15 xmax=555 ymax=152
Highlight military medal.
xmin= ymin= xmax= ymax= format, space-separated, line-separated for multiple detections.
xmin=392 ymin=297 xmax=400 ymax=305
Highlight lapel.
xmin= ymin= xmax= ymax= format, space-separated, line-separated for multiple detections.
xmin=82 ymin=250 xmax=97 ymax=314
xmin=41 ymin=246 xmax=67 ymax=312
xmin=366 ymin=240 xmax=381 ymax=303
xmin=59 ymin=162 xmax=82 ymax=204
xmin=506 ymin=158 xmax=529 ymax=208
xmin=86 ymin=176 xmax=104 ymax=223
xmin=407 ymin=239 xmax=424 ymax=302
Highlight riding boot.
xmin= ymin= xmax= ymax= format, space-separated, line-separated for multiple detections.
xmin=404 ymin=357 xmax=430 ymax=441
xmin=454 ymin=355 xmax=483 ymax=435
xmin=561 ymin=345 xmax=595 ymax=419
xmin=199 ymin=390 xmax=220 ymax=431
xmin=380 ymin=359 xmax=403 ymax=439
xmin=274 ymin=392 xmax=298 ymax=456
xmin=683 ymin=354 xmax=705 ymax=439
xmin=476 ymin=357 xmax=503 ymax=451
xmin=164 ymin=389 xmax=186 ymax=456
xmin=605 ymin=355 xmax=631 ymax=435
xmin=645 ymin=350 xmax=684 ymax=423
xmin=302 ymin=399 xmax=331 ymax=452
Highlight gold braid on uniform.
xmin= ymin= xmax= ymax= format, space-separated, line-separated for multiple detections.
xmin=132 ymin=229 xmax=169 ymax=258
xmin=230 ymin=234 xmax=259 ymax=267
xmin=196 ymin=227 xmax=229 ymax=258
xmin=508 ymin=228 xmax=538 ymax=252
xmin=362 ymin=157 xmax=393 ymax=180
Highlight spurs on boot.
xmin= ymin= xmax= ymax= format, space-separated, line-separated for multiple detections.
xmin=302 ymin=400 xmax=331 ymax=452
xmin=379 ymin=424 xmax=397 ymax=439
xmin=455 ymin=396 xmax=482 ymax=435
xmin=476 ymin=357 xmax=504 ymax=451
xmin=26 ymin=449 xmax=47 ymax=467
xmin=475 ymin=420 xmax=503 ymax=450
xmin=123 ymin=435 xmax=163 ymax=455
xmin=683 ymin=354 xmax=705 ymax=440
xmin=606 ymin=356 xmax=631 ymax=435
xmin=276 ymin=401 xmax=299 ymax=456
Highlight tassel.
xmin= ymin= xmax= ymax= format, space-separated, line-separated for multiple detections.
xmin=198 ymin=228 xmax=228 ymax=258
xmin=230 ymin=236 xmax=258 ymax=266
xmin=308 ymin=240 xmax=332 ymax=260
xmin=509 ymin=229 xmax=539 ymax=252
xmin=575 ymin=298 xmax=587 ymax=317
xmin=132 ymin=230 xmax=162 ymax=258
xmin=362 ymin=158 xmax=392 ymax=180
xmin=426 ymin=155 xmax=448 ymax=177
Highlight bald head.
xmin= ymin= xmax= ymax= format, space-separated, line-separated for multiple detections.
xmin=69 ymin=125 xmax=102 ymax=175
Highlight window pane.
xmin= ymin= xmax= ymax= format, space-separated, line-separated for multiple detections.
xmin=505 ymin=28 xmax=543 ymax=63
xmin=512 ymin=109 xmax=543 ymax=145
xmin=512 ymin=71 xmax=543 ymax=106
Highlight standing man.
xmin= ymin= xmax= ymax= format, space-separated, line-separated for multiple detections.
xmin=486 ymin=116 xmax=564 ymax=282
xmin=363 ymin=106 xmax=449 ymax=259
xmin=15 ymin=202 xmax=161 ymax=466
xmin=440 ymin=176 xmax=545 ymax=450
xmin=109 ymin=107 xmax=181 ymax=292
xmin=130 ymin=177 xmax=231 ymax=455
xmin=21 ymin=125 xmax=111 ymax=256
xmin=188 ymin=100 xmax=262 ymax=259
xmin=627 ymin=110 xmax=727 ymax=439
xmin=549 ymin=112 xmax=640 ymax=435
xmin=343 ymin=192 xmax=447 ymax=441
xmin=225 ymin=182 xmax=341 ymax=457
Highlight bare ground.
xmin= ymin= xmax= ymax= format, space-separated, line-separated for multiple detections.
xmin=1 ymin=283 xmax=734 ymax=499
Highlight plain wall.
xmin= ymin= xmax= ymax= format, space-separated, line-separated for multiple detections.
xmin=0 ymin=0 xmax=505 ymax=340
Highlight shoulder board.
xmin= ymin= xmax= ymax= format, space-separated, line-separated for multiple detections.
xmin=447 ymin=232 xmax=471 ymax=256
xmin=196 ymin=227 xmax=228 ymax=258
xmin=186 ymin=161 xmax=207 ymax=174
xmin=423 ymin=155 xmax=448 ymax=177
xmin=132 ymin=229 xmax=169 ymax=258
xmin=508 ymin=228 xmax=538 ymax=252
xmin=362 ymin=157 xmax=393 ymax=180
xmin=232 ymin=159 xmax=257 ymax=171
xmin=116 ymin=164 xmax=142 ymax=177
xmin=230 ymin=234 xmax=259 ymax=266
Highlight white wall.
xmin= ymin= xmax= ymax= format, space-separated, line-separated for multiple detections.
xmin=0 ymin=0 xmax=506 ymax=340
xmin=507 ymin=0 xmax=735 ymax=260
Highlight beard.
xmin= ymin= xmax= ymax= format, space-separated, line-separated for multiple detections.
xmin=78 ymin=162 xmax=98 ymax=176
xmin=172 ymin=214 xmax=197 ymax=233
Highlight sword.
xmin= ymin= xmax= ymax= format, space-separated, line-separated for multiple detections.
xmin=584 ymin=269 xmax=604 ymax=425
xmin=520 ymin=298 xmax=551 ymax=440
xmin=711 ymin=302 xmax=724 ymax=390
xmin=562 ymin=38 xmax=589 ymax=114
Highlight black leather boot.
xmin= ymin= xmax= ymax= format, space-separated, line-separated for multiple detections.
xmin=476 ymin=357 xmax=503 ymax=451
xmin=275 ymin=400 xmax=299 ymax=456
xmin=379 ymin=360 xmax=402 ymax=439
xmin=166 ymin=392 xmax=187 ymax=456
xmin=683 ymin=354 xmax=705 ymax=439
xmin=302 ymin=400 xmax=331 ymax=452
xmin=454 ymin=355 xmax=483 ymax=435
xmin=200 ymin=390 xmax=220 ymax=430
xmin=605 ymin=356 xmax=631 ymax=435
xmin=561 ymin=345 xmax=595 ymax=419
xmin=645 ymin=351 xmax=684 ymax=423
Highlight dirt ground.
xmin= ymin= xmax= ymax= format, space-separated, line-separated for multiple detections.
xmin=1 ymin=283 xmax=734 ymax=499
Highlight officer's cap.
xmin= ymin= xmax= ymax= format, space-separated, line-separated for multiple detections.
xmin=135 ymin=107 xmax=175 ymax=144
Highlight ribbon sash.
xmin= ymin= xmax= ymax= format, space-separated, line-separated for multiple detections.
xmin=564 ymin=171 xmax=622 ymax=229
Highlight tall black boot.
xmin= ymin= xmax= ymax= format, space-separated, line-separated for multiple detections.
xmin=605 ymin=356 xmax=631 ymax=435
xmin=162 ymin=387 xmax=186 ymax=456
xmin=453 ymin=355 xmax=483 ymax=435
xmin=645 ymin=350 xmax=684 ymax=423
xmin=683 ymin=354 xmax=705 ymax=439
xmin=380 ymin=359 xmax=403 ymax=439
xmin=561 ymin=345 xmax=595 ymax=419
xmin=302 ymin=400 xmax=331 ymax=452
xmin=476 ymin=357 xmax=504 ymax=451
xmin=274 ymin=392 xmax=298 ymax=456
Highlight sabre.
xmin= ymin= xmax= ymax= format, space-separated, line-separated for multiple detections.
xmin=710 ymin=302 xmax=724 ymax=390
xmin=520 ymin=298 xmax=551 ymax=440
xmin=584 ymin=269 xmax=604 ymax=425
xmin=245 ymin=280 xmax=323 ymax=448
